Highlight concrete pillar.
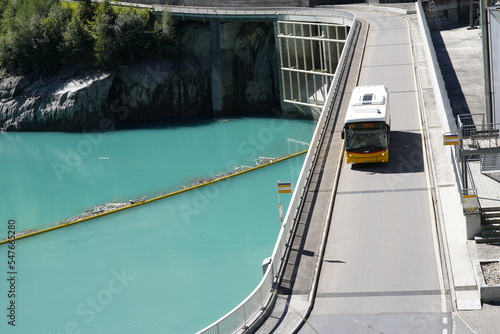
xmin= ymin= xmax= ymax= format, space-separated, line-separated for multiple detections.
xmin=210 ymin=19 xmax=223 ymax=117
xmin=274 ymin=20 xmax=287 ymax=115
xmin=465 ymin=213 xmax=481 ymax=240
xmin=210 ymin=20 xmax=242 ymax=117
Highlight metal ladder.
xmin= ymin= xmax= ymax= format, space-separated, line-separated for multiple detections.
xmin=428 ymin=0 xmax=442 ymax=30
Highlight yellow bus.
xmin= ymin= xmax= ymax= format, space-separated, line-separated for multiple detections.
xmin=341 ymin=85 xmax=390 ymax=164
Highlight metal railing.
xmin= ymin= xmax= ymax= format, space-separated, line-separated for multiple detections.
xmin=167 ymin=6 xmax=355 ymax=22
xmin=114 ymin=2 xmax=355 ymax=25
xmin=195 ymin=10 xmax=357 ymax=334
xmin=458 ymin=113 xmax=487 ymax=139
xmin=458 ymin=113 xmax=500 ymax=149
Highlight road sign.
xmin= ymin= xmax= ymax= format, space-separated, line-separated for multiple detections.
xmin=443 ymin=133 xmax=459 ymax=145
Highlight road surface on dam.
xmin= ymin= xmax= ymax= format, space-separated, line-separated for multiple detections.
xmin=299 ymin=10 xmax=452 ymax=334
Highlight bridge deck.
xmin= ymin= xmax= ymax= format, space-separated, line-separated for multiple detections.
xmin=254 ymin=18 xmax=367 ymax=333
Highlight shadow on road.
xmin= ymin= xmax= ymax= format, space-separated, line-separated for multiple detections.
xmin=351 ymin=131 xmax=424 ymax=174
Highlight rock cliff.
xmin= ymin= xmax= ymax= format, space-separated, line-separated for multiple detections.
xmin=0 ymin=58 xmax=213 ymax=131
xmin=0 ymin=19 xmax=283 ymax=131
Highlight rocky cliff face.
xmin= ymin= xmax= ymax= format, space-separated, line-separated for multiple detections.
xmin=0 ymin=59 xmax=212 ymax=131
xmin=0 ymin=19 xmax=284 ymax=132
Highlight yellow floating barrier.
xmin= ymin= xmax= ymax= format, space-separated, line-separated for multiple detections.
xmin=0 ymin=150 xmax=307 ymax=245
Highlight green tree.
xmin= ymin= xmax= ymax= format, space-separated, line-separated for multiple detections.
xmin=0 ymin=0 xmax=8 ymax=17
xmin=113 ymin=10 xmax=152 ymax=64
xmin=77 ymin=0 xmax=95 ymax=23
xmin=0 ymin=0 xmax=177 ymax=74
xmin=93 ymin=0 xmax=117 ymax=68
xmin=0 ymin=0 xmax=70 ymax=73
xmin=34 ymin=5 xmax=72 ymax=72
xmin=152 ymin=6 xmax=175 ymax=55
xmin=60 ymin=13 xmax=93 ymax=66
xmin=160 ymin=6 xmax=174 ymax=41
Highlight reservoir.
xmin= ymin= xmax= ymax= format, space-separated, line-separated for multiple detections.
xmin=0 ymin=117 xmax=315 ymax=333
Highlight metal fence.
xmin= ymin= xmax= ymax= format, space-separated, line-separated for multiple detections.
xmin=458 ymin=113 xmax=500 ymax=147
xmin=195 ymin=9 xmax=357 ymax=334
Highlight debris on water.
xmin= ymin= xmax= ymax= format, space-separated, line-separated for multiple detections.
xmin=129 ymin=196 xmax=147 ymax=204
xmin=3 ymin=154 xmax=295 ymax=241
xmin=255 ymin=157 xmax=278 ymax=165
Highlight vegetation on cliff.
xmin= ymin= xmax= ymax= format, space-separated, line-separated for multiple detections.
xmin=0 ymin=0 xmax=175 ymax=74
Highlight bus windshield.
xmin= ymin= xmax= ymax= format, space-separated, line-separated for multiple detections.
xmin=345 ymin=123 xmax=388 ymax=152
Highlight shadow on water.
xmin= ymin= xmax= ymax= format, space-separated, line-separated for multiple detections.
xmin=114 ymin=115 xmax=224 ymax=131
xmin=350 ymin=131 xmax=424 ymax=174
xmin=113 ymin=113 xmax=312 ymax=131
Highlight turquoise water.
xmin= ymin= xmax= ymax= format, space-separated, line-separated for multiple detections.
xmin=0 ymin=117 xmax=315 ymax=333
xmin=0 ymin=118 xmax=313 ymax=238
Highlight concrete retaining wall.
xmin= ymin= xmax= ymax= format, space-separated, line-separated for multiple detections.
xmin=473 ymin=260 xmax=500 ymax=302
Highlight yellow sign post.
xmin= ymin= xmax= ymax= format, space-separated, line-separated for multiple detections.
xmin=462 ymin=194 xmax=479 ymax=214
xmin=277 ymin=181 xmax=293 ymax=223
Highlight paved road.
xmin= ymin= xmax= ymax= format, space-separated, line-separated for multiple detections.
xmin=299 ymin=11 xmax=452 ymax=334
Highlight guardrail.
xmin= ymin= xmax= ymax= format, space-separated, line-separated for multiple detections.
xmin=167 ymin=6 xmax=354 ymax=20
xmin=116 ymin=2 xmax=355 ymax=25
xmin=195 ymin=10 xmax=357 ymax=334
xmin=458 ymin=113 xmax=500 ymax=146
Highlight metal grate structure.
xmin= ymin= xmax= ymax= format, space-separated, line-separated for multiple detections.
xmin=458 ymin=113 xmax=500 ymax=153
xmin=481 ymin=152 xmax=500 ymax=173
xmin=456 ymin=113 xmax=500 ymax=200
xmin=277 ymin=21 xmax=349 ymax=109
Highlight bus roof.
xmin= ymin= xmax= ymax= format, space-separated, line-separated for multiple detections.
xmin=344 ymin=85 xmax=389 ymax=124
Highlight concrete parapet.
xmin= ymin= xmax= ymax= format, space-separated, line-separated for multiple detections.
xmin=481 ymin=283 xmax=500 ymax=302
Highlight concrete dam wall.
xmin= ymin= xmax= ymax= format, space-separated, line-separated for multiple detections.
xmin=0 ymin=4 xmax=349 ymax=131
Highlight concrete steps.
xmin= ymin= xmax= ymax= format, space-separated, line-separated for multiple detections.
xmin=481 ymin=153 xmax=500 ymax=173
xmin=476 ymin=207 xmax=500 ymax=243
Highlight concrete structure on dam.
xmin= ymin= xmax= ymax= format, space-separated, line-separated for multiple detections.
xmin=160 ymin=6 xmax=352 ymax=119
xmin=92 ymin=1 xmax=500 ymax=333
